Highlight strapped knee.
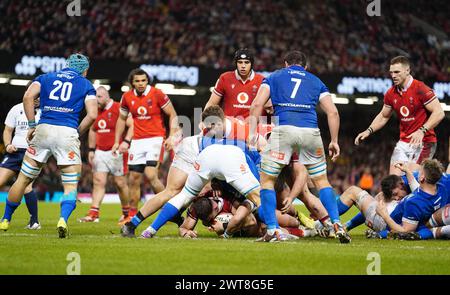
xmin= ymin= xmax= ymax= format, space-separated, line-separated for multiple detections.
xmin=61 ymin=172 xmax=80 ymax=185
xmin=20 ymin=160 xmax=42 ymax=180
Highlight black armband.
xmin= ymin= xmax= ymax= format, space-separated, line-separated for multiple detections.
xmin=367 ymin=126 xmax=374 ymax=135
xmin=123 ymin=139 xmax=131 ymax=145
xmin=88 ymin=148 xmax=96 ymax=152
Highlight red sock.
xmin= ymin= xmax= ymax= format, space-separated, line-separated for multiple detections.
xmin=122 ymin=205 xmax=130 ymax=217
xmin=88 ymin=206 xmax=99 ymax=217
xmin=129 ymin=207 xmax=138 ymax=217
xmin=285 ymin=227 xmax=305 ymax=237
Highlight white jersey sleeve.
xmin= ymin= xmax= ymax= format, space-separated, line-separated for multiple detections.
xmin=5 ymin=103 xmax=41 ymax=149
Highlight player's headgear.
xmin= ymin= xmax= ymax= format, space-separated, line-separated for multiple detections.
xmin=234 ymin=48 xmax=254 ymax=67
xmin=66 ymin=53 xmax=90 ymax=74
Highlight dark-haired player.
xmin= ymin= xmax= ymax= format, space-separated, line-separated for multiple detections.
xmin=112 ymin=68 xmax=178 ymax=218
xmin=355 ymin=56 xmax=444 ymax=175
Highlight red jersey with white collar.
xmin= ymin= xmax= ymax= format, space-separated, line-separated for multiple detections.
xmin=213 ymin=70 xmax=264 ymax=118
xmin=120 ymin=85 xmax=171 ymax=139
xmin=383 ymin=78 xmax=437 ymax=143
xmin=93 ymin=101 xmax=121 ymax=151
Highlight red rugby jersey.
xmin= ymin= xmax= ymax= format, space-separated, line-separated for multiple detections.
xmin=213 ymin=70 xmax=265 ymax=119
xmin=384 ymin=77 xmax=437 ymax=143
xmin=120 ymin=85 xmax=171 ymax=139
xmin=93 ymin=100 xmax=121 ymax=151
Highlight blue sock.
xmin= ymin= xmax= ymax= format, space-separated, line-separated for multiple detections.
xmin=379 ymin=230 xmax=388 ymax=239
xmin=150 ymin=203 xmax=180 ymax=232
xmin=417 ymin=227 xmax=433 ymax=240
xmin=336 ymin=198 xmax=350 ymax=215
xmin=24 ymin=191 xmax=39 ymax=224
xmin=260 ymin=189 xmax=278 ymax=230
xmin=2 ymin=199 xmax=20 ymax=221
xmin=131 ymin=215 xmax=143 ymax=228
xmin=257 ymin=206 xmax=265 ymax=224
xmin=345 ymin=212 xmax=366 ymax=231
xmin=319 ymin=187 xmax=340 ymax=223
xmin=60 ymin=191 xmax=77 ymax=222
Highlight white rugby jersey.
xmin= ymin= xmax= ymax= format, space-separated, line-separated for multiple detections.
xmin=4 ymin=103 xmax=41 ymax=149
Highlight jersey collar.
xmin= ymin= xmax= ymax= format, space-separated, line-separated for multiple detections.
xmin=288 ymin=65 xmax=306 ymax=71
xmin=397 ymin=76 xmax=414 ymax=93
xmin=133 ymin=85 xmax=151 ymax=97
xmin=104 ymin=99 xmax=113 ymax=110
xmin=234 ymin=69 xmax=255 ymax=84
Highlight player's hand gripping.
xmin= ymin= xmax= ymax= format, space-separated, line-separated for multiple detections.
xmin=88 ymin=150 xmax=95 ymax=167
xmin=181 ymin=229 xmax=198 ymax=239
xmin=164 ymin=135 xmax=176 ymax=151
xmin=280 ymin=197 xmax=294 ymax=214
xmin=328 ymin=141 xmax=340 ymax=162
xmin=376 ymin=199 xmax=388 ymax=218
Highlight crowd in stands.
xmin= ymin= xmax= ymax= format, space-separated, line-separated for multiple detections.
xmin=0 ymin=0 xmax=449 ymax=80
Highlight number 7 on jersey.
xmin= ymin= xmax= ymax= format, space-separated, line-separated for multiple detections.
xmin=290 ymin=78 xmax=302 ymax=99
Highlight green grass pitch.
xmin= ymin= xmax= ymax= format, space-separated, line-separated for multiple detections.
xmin=0 ymin=202 xmax=449 ymax=274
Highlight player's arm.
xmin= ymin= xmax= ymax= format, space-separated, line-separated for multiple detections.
xmin=204 ymin=92 xmax=222 ymax=110
xmin=113 ymin=113 xmax=128 ymax=153
xmin=87 ymin=126 xmax=96 ymax=166
xmin=162 ymin=102 xmax=179 ymax=151
xmin=178 ymin=215 xmax=198 ymax=238
xmin=319 ymin=94 xmax=340 ymax=161
xmin=355 ymin=105 xmax=393 ymax=145
xmin=23 ymin=82 xmax=40 ymax=142
xmin=447 ymin=136 xmax=450 ymax=174
xmin=376 ymin=199 xmax=417 ymax=233
xmin=408 ymin=98 xmax=444 ymax=146
xmin=249 ymin=85 xmax=270 ymax=145
xmin=124 ymin=115 xmax=134 ymax=142
xmin=3 ymin=125 xmax=16 ymax=153
xmin=78 ymin=99 xmax=98 ymax=136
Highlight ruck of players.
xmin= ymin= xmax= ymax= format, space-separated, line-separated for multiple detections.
xmin=2 ymin=49 xmax=450 ymax=244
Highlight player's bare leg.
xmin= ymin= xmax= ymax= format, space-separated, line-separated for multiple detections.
xmin=79 ymin=171 xmax=107 ymax=222
xmin=114 ymin=175 xmax=130 ymax=225
xmin=139 ymin=166 xmax=187 ymax=218
xmin=0 ymin=168 xmax=16 ymax=187
xmin=128 ymin=171 xmax=143 ymax=217
xmin=144 ymin=166 xmax=164 ymax=194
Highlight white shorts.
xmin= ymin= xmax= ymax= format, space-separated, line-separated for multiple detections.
xmin=390 ymin=141 xmax=436 ymax=165
xmin=93 ymin=149 xmax=127 ymax=176
xmin=364 ymin=202 xmax=387 ymax=232
xmin=171 ymin=135 xmax=200 ymax=174
xmin=190 ymin=144 xmax=260 ymax=197
xmin=26 ymin=123 xmax=81 ymax=165
xmin=128 ymin=137 xmax=164 ymax=166
xmin=261 ymin=125 xmax=326 ymax=176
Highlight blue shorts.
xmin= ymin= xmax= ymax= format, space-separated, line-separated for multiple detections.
xmin=0 ymin=149 xmax=26 ymax=173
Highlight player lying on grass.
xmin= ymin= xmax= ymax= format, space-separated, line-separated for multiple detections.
xmin=178 ymin=182 xmax=317 ymax=239
xmin=329 ymin=160 xmax=446 ymax=238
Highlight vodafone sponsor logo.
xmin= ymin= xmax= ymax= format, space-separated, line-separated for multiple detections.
xmin=136 ymin=106 xmax=151 ymax=119
xmin=98 ymin=119 xmax=107 ymax=129
xmin=236 ymin=92 xmax=249 ymax=104
xmin=400 ymin=106 xmax=410 ymax=117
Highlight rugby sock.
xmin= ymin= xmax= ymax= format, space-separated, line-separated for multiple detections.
xmin=2 ymin=200 xmax=20 ymax=221
xmin=336 ymin=198 xmax=350 ymax=215
xmin=60 ymin=191 xmax=77 ymax=222
xmin=121 ymin=205 xmax=130 ymax=217
xmin=88 ymin=206 xmax=99 ymax=217
xmin=417 ymin=227 xmax=433 ymax=240
xmin=60 ymin=200 xmax=77 ymax=222
xmin=24 ymin=191 xmax=39 ymax=224
xmin=257 ymin=206 xmax=265 ymax=223
xmin=345 ymin=212 xmax=366 ymax=231
xmin=150 ymin=203 xmax=180 ymax=232
xmin=129 ymin=207 xmax=138 ymax=218
xmin=378 ymin=230 xmax=388 ymax=239
xmin=260 ymin=189 xmax=279 ymax=232
xmin=130 ymin=212 xmax=146 ymax=228
xmin=319 ymin=187 xmax=340 ymax=223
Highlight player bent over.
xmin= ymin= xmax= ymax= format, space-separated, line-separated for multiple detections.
xmin=0 ymin=54 xmax=97 ymax=238
xmin=79 ymin=86 xmax=132 ymax=224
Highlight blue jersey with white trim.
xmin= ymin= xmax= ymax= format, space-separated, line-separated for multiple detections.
xmin=402 ymin=171 xmax=450 ymax=205
xmin=262 ymin=65 xmax=329 ymax=128
xmin=389 ymin=183 xmax=447 ymax=228
xmin=33 ymin=68 xmax=96 ymax=129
